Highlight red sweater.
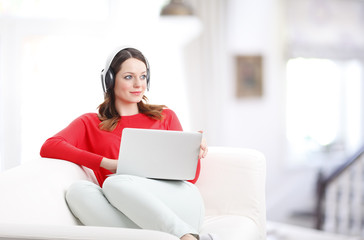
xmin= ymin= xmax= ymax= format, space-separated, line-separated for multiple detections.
xmin=40 ymin=109 xmax=200 ymax=186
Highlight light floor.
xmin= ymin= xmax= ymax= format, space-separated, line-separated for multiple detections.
xmin=267 ymin=221 xmax=361 ymax=240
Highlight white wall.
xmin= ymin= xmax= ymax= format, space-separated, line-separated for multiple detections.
xmin=224 ymin=0 xmax=286 ymax=190
xmin=223 ymin=0 xmax=291 ymax=220
xmin=0 ymin=19 xmax=23 ymax=170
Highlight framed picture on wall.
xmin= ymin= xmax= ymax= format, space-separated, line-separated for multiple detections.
xmin=235 ymin=55 xmax=263 ymax=98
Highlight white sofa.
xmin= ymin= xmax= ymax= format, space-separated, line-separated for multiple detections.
xmin=0 ymin=147 xmax=266 ymax=240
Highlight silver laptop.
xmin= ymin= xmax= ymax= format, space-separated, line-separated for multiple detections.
xmin=116 ymin=128 xmax=202 ymax=180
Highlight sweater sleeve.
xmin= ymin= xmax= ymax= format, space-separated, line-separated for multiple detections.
xmin=163 ymin=109 xmax=183 ymax=131
xmin=40 ymin=114 xmax=103 ymax=170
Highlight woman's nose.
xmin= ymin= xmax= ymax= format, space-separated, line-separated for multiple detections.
xmin=133 ymin=78 xmax=141 ymax=88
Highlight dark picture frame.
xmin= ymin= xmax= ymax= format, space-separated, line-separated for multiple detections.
xmin=236 ymin=55 xmax=263 ymax=98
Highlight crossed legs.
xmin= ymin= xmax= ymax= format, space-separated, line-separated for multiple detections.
xmin=66 ymin=175 xmax=205 ymax=238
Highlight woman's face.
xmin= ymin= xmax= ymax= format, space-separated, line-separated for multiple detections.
xmin=114 ymin=58 xmax=147 ymax=106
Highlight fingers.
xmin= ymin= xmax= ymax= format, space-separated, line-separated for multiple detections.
xmin=198 ymin=131 xmax=208 ymax=159
xmin=199 ymin=144 xmax=208 ymax=159
xmin=199 ymin=149 xmax=204 ymax=159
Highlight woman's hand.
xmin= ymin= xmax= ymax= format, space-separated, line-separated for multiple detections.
xmin=100 ymin=157 xmax=118 ymax=173
xmin=198 ymin=130 xmax=208 ymax=159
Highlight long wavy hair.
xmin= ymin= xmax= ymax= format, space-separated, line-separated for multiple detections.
xmin=98 ymin=48 xmax=166 ymax=131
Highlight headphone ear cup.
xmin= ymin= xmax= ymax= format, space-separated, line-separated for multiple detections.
xmin=146 ymin=68 xmax=150 ymax=91
xmin=104 ymin=68 xmax=115 ymax=92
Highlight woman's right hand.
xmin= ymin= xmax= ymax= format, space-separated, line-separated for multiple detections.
xmin=100 ymin=157 xmax=118 ymax=173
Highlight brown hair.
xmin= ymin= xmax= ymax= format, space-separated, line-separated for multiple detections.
xmin=98 ymin=48 xmax=166 ymax=131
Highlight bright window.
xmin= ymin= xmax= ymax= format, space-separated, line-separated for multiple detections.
xmin=286 ymin=58 xmax=362 ymax=164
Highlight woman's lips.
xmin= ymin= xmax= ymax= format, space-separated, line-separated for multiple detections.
xmin=130 ymin=91 xmax=142 ymax=96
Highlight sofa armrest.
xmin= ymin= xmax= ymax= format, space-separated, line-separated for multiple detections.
xmin=0 ymin=158 xmax=97 ymax=225
xmin=196 ymin=147 xmax=266 ymax=239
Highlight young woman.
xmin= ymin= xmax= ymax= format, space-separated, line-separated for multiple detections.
xmin=40 ymin=47 xmax=216 ymax=240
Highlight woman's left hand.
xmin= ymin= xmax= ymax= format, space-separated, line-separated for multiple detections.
xmin=198 ymin=130 xmax=208 ymax=159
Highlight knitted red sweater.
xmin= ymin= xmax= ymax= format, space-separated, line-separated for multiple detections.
xmin=40 ymin=109 xmax=200 ymax=186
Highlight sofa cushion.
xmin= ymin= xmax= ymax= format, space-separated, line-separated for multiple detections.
xmin=200 ymin=215 xmax=260 ymax=240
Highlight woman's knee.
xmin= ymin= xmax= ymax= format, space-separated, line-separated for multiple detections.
xmin=66 ymin=180 xmax=102 ymax=206
xmin=103 ymin=175 xmax=137 ymax=194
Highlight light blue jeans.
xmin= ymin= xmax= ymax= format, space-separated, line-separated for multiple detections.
xmin=66 ymin=175 xmax=205 ymax=238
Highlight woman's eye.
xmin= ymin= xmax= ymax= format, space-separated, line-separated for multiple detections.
xmin=140 ymin=75 xmax=147 ymax=80
xmin=124 ymin=75 xmax=132 ymax=80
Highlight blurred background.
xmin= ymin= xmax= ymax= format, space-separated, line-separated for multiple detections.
xmin=0 ymin=0 xmax=363 ymax=237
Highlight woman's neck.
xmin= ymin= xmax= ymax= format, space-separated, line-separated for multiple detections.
xmin=115 ymin=102 xmax=139 ymax=116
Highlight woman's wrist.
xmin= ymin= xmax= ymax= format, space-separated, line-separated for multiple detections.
xmin=100 ymin=157 xmax=117 ymax=173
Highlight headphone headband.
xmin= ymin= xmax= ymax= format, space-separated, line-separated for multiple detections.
xmin=100 ymin=46 xmax=150 ymax=93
